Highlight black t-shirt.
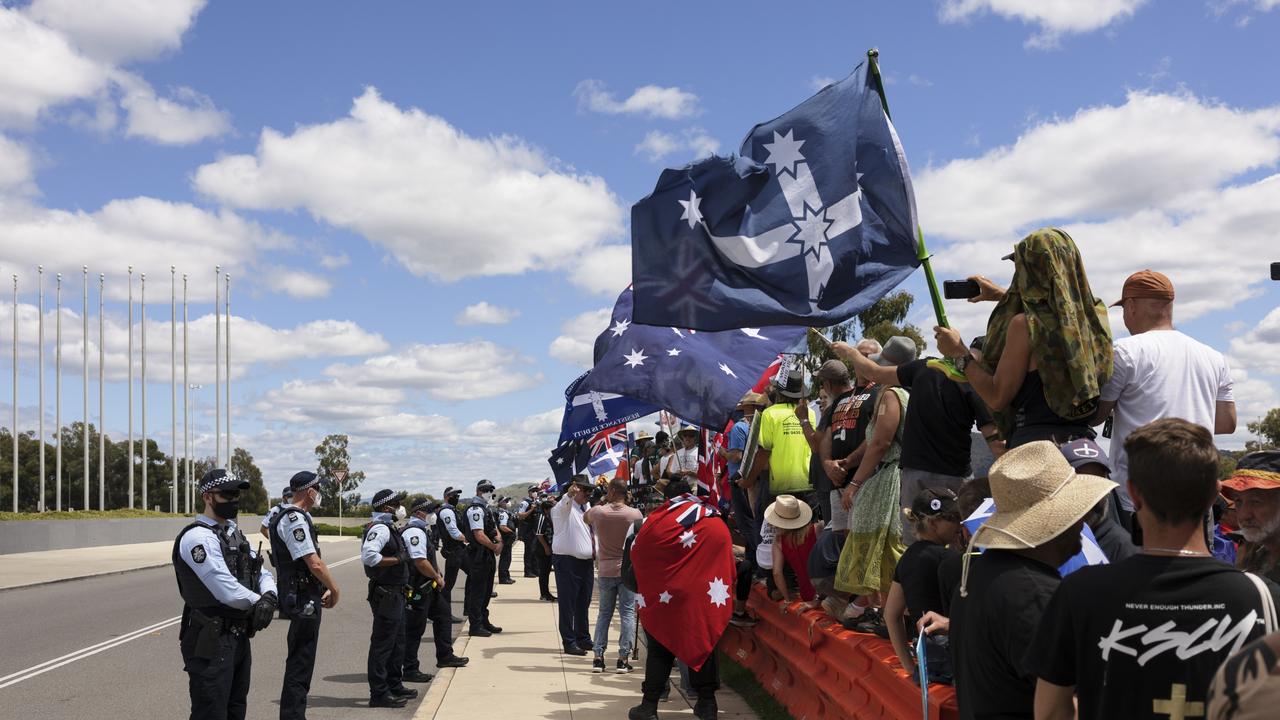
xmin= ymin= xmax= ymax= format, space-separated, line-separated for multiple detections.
xmin=893 ymin=540 xmax=958 ymax=630
xmin=950 ymin=550 xmax=1061 ymax=719
xmin=1027 ymin=555 xmax=1280 ymax=720
xmin=937 ymin=551 xmax=963 ymax=616
xmin=809 ymin=393 xmax=840 ymax=494
xmin=824 ymin=384 xmax=879 ymax=467
xmin=897 ymin=359 xmax=994 ymax=477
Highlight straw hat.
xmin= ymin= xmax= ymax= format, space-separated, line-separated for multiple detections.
xmin=764 ymin=494 xmax=813 ymax=530
xmin=972 ymin=440 xmax=1115 ymax=550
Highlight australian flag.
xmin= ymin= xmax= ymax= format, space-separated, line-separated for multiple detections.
xmin=631 ymin=61 xmax=921 ymax=331
xmin=577 ymin=288 xmax=805 ymax=429
xmin=558 ymin=372 xmax=659 ymax=445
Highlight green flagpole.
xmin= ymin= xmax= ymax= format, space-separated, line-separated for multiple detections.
xmin=866 ymin=48 xmax=949 ymax=330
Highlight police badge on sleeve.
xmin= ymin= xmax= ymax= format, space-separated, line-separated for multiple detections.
xmin=410 ymin=535 xmax=420 ymax=546
xmin=191 ymin=545 xmax=207 ymax=564
xmin=293 ymin=528 xmax=306 ymax=542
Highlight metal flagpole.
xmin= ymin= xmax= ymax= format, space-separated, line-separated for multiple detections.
xmin=128 ymin=266 xmax=134 ymax=508
xmin=141 ymin=273 xmax=147 ymax=511
xmin=214 ymin=265 xmax=220 ymax=467
xmin=38 ymin=266 xmax=45 ymax=512
xmin=82 ymin=267 xmax=88 ymax=511
xmin=12 ymin=275 xmax=17 ymax=513
xmin=224 ymin=274 xmax=230 ymax=464
xmin=190 ymin=384 xmax=201 ymax=500
xmin=55 ymin=273 xmax=62 ymax=512
xmin=98 ymin=273 xmax=104 ymax=511
xmin=171 ymin=267 xmax=177 ymax=513
xmin=183 ymin=274 xmax=189 ymax=514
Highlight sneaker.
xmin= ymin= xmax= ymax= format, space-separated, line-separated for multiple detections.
xmin=848 ymin=609 xmax=884 ymax=634
xmin=592 ymin=656 xmax=606 ymax=673
xmin=615 ymin=658 xmax=634 ymax=674
xmin=820 ymin=596 xmax=845 ymax=619
xmin=729 ymin=612 xmax=758 ymax=628
xmin=563 ymin=644 xmax=588 ymax=656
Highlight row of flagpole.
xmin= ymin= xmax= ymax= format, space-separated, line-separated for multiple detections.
xmin=7 ymin=266 xmax=232 ymax=513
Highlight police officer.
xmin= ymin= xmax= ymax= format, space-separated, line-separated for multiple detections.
xmin=496 ymin=497 xmax=517 ymax=584
xmin=261 ymin=486 xmax=294 ymax=540
xmin=269 ymin=471 xmax=341 ymax=720
xmin=516 ymin=487 xmax=539 ymax=578
xmin=174 ymin=468 xmax=278 ymax=720
xmin=435 ymin=486 xmax=467 ymax=623
xmin=402 ymin=498 xmax=470 ymax=681
xmin=463 ymin=480 xmax=504 ymax=637
xmin=361 ymin=489 xmax=417 ymax=709
xmin=534 ymin=493 xmax=557 ymax=602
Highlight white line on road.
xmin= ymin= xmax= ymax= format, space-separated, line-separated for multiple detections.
xmin=0 ymin=554 xmax=361 ymax=691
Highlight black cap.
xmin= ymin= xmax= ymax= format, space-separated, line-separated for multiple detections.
xmin=281 ymin=486 xmax=294 ymax=498
xmin=911 ymin=487 xmax=959 ymax=519
xmin=476 ymin=479 xmax=495 ymax=493
xmin=410 ymin=497 xmax=437 ymax=514
xmin=289 ymin=471 xmax=321 ymax=492
xmin=199 ymin=468 xmax=249 ymax=494
xmin=370 ymin=488 xmax=406 ymax=509
xmin=443 ymin=486 xmax=460 ymax=498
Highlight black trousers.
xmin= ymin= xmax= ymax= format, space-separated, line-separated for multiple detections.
xmin=441 ymin=546 xmax=466 ymax=608
xmin=498 ymin=535 xmax=515 ymax=581
xmin=552 ymin=555 xmax=593 ymax=648
xmin=404 ymin=588 xmax=454 ymax=671
xmin=280 ymin=615 xmax=321 ymax=720
xmin=535 ymin=543 xmax=553 ymax=597
xmin=735 ymin=556 xmax=756 ymax=603
xmin=522 ymin=532 xmax=538 ymax=576
xmin=640 ymin=630 xmax=719 ymax=702
xmin=367 ymin=587 xmax=406 ymax=697
xmin=180 ymin=622 xmax=251 ymax=720
xmin=463 ymin=546 xmax=496 ymax=625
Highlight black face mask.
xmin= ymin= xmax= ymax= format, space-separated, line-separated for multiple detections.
xmin=213 ymin=499 xmax=240 ymax=520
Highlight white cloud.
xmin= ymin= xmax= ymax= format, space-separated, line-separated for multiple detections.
xmin=634 ymin=127 xmax=720 ymax=162
xmin=938 ymin=0 xmax=1148 ymax=49
xmin=0 ymin=7 xmax=108 ymax=127
xmin=573 ymin=79 xmax=701 ymax=120
xmin=569 ymin=244 xmax=631 ymax=296
xmin=324 ymin=340 xmax=542 ymax=402
xmin=266 ymin=267 xmax=331 ymax=299
xmin=257 ymin=379 xmax=405 ymax=424
xmin=194 ymin=87 xmax=624 ymax=283
xmin=548 ymin=307 xmax=611 ymax=367
xmin=26 ymin=0 xmax=207 ymax=64
xmin=810 ymin=76 xmax=837 ymax=91
xmin=318 ymin=253 xmax=349 ymax=270
xmin=1230 ymin=307 xmax=1280 ymax=376
xmin=455 ymin=301 xmax=519 ymax=326
xmin=0 ymin=135 xmax=35 ymax=192
xmin=117 ymin=75 xmax=231 ymax=145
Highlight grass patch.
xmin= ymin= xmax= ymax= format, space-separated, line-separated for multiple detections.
xmin=315 ymin=522 xmax=362 ymax=536
xmin=717 ymin=650 xmax=794 ymax=720
xmin=0 ymin=508 xmax=183 ymax=521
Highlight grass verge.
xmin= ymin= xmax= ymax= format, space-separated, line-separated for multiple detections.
xmin=0 ymin=508 xmax=183 ymax=521
xmin=717 ymin=650 xmax=794 ymax=720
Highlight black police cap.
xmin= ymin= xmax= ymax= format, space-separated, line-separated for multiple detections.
xmin=476 ymin=479 xmax=495 ymax=492
xmin=410 ymin=497 xmax=437 ymax=514
xmin=199 ymin=468 xmax=249 ymax=494
xmin=370 ymin=488 xmax=406 ymax=509
xmin=288 ymin=471 xmax=321 ymax=493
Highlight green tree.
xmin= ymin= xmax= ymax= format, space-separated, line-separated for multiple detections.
xmin=802 ymin=291 xmax=927 ymax=385
xmin=315 ymin=434 xmax=365 ymax=509
xmin=230 ymin=447 xmax=268 ymax=514
xmin=1246 ymin=408 xmax=1280 ymax=452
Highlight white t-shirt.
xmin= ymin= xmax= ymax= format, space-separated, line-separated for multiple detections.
xmin=1101 ymin=330 xmax=1234 ymax=501
xmin=673 ymin=447 xmax=699 ymax=476
xmin=756 ymin=521 xmax=776 ymax=570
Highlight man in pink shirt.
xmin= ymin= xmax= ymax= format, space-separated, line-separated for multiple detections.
xmin=585 ymin=478 xmax=645 ymax=674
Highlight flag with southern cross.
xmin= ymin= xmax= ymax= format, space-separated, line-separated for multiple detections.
xmin=630 ymin=61 xmax=921 ymax=331
xmin=558 ymin=372 xmax=660 ymax=445
xmin=577 ymin=287 xmax=806 ymax=429
xmin=547 ymin=440 xmax=590 ymax=489
xmin=586 ymin=425 xmax=628 ymax=478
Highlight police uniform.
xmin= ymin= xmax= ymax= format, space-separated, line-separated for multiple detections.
xmin=361 ymin=489 xmax=415 ymax=707
xmin=268 ymin=471 xmax=326 ymax=720
xmin=496 ymin=501 xmax=516 ymax=584
xmin=517 ymin=494 xmax=538 ymax=578
xmin=534 ymin=500 xmax=556 ymax=601
xmin=462 ymin=481 xmax=502 ymax=635
xmin=435 ymin=488 xmax=468 ymax=614
xmin=173 ymin=469 xmax=277 ymax=720
xmin=259 ymin=486 xmax=293 ymax=540
xmin=401 ymin=499 xmax=468 ymax=678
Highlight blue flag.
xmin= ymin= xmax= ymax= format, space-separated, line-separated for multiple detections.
xmin=577 ymin=288 xmax=805 ymax=429
xmin=631 ymin=62 xmax=920 ymax=330
xmin=558 ymin=372 xmax=660 ymax=446
xmin=548 ymin=440 xmax=590 ymax=489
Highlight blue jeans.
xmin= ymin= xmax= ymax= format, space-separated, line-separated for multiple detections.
xmin=592 ymin=575 xmax=636 ymax=657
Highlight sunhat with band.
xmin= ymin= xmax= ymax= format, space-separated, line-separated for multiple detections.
xmin=960 ymin=440 xmax=1114 ymax=595
xmin=764 ymin=494 xmax=813 ymax=530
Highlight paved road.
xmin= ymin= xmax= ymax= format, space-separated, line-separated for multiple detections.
xmin=0 ymin=537 xmax=502 ymax=720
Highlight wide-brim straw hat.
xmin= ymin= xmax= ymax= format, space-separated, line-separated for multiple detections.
xmin=764 ymin=494 xmax=813 ymax=530
xmin=972 ymin=440 xmax=1115 ymax=550
xmin=677 ymin=425 xmax=699 ymax=438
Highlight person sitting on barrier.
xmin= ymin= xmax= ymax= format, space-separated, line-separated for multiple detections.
xmin=807 ymin=525 xmax=849 ymax=620
xmin=765 ymin=495 xmax=822 ymax=611
xmin=884 ymin=488 xmax=961 ymax=686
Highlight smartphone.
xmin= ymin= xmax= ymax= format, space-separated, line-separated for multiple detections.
xmin=1271 ymin=262 xmax=1280 ymax=281
xmin=943 ymin=279 xmax=981 ymax=300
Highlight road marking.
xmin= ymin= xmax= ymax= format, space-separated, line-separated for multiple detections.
xmin=0 ymin=554 xmax=361 ymax=691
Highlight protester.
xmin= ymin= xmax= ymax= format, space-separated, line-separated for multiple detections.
xmin=817 ymin=344 xmax=881 ymax=532
xmin=748 ymin=366 xmax=815 ymax=518
xmin=725 ymin=392 xmax=767 ymax=626
xmin=948 ymin=442 xmax=1113 ymax=719
xmin=585 ymin=478 xmax=644 ymax=673
xmin=937 ymin=476 xmax=990 ymax=617
xmin=833 ymin=376 xmax=909 ymax=629
xmin=1092 ymin=269 xmax=1237 ymax=520
xmin=765 ymin=495 xmax=822 ymax=607
xmin=806 ymin=526 xmax=849 ymax=619
xmin=534 ymin=494 xmax=557 ymax=602
xmin=1207 ymin=632 xmax=1280 ymax=720
xmin=885 ymin=488 xmax=961 ymax=685
xmin=664 ymin=426 xmax=701 ymax=498
xmin=1029 ymin=419 xmax=1280 ymax=720
xmin=1058 ymin=438 xmax=1137 ymax=562
xmin=1222 ymin=450 xmax=1280 ymax=584
xmin=934 ymin=228 xmax=1113 ymax=449
xmin=835 ymin=335 xmax=999 ymax=544
xmin=802 ymin=358 xmax=849 ymax=524
xmin=552 ymin=475 xmax=596 ymax=656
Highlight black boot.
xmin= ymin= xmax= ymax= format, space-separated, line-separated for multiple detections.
xmin=627 ymin=698 xmax=659 ymax=720
xmin=693 ymin=695 xmax=717 ymax=720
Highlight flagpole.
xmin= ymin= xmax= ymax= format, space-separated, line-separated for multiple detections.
xmin=12 ymin=274 xmax=18 ymax=513
xmin=182 ymin=274 xmax=189 ymax=514
xmin=82 ymin=266 xmax=88 ymax=511
xmin=38 ymin=266 xmax=45 ymax=512
xmin=141 ymin=272 xmax=147 ymax=511
xmin=98 ymin=273 xmax=105 ymax=511
xmin=214 ymin=265 xmax=220 ymax=467
xmin=866 ymin=48 xmax=948 ymax=329
xmin=55 ymin=273 xmax=62 ymax=512
xmin=127 ymin=266 xmax=134 ymax=508
xmin=224 ymin=273 xmax=230 ymax=466
xmin=171 ymin=267 xmax=177 ymax=513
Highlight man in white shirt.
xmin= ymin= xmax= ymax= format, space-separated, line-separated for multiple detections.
xmin=551 ymin=475 xmax=596 ymax=656
xmin=1095 ymin=270 xmax=1236 ymax=516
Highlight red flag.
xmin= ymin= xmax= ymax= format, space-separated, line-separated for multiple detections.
xmin=631 ymin=494 xmax=735 ymax=671
xmin=697 ymin=428 xmax=730 ymax=512
xmin=750 ymin=355 xmax=785 ymax=394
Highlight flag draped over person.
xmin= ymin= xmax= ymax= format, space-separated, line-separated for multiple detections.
xmin=630 ymin=494 xmax=736 ymax=671
xmin=630 ymin=61 xmax=920 ymax=331
xmin=577 ymin=287 xmax=805 ymax=429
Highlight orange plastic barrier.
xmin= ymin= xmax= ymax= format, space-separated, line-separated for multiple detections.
xmin=719 ymin=584 xmax=959 ymax=720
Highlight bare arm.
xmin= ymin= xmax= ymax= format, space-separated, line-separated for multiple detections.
xmin=1033 ymin=679 xmax=1077 ymax=720
xmin=884 ymin=582 xmax=913 ymax=675
xmin=832 ymin=342 xmax=900 ymax=386
xmin=1090 ymin=398 xmax=1116 ymax=426
xmin=978 ymin=422 xmax=1006 ymax=457
xmin=939 ymin=314 xmax=1030 ymax=412
xmin=842 ymin=391 xmax=900 ymax=511
xmin=302 ymin=553 xmax=342 ymax=608
xmin=819 ymin=426 xmax=844 ymax=485
xmin=771 ymin=539 xmax=789 ymax=603
xmin=473 ymin=528 xmax=501 ymax=552
xmin=742 ymin=447 xmax=769 ymax=490
xmin=413 ymin=557 xmax=444 ymax=585
xmin=1215 ymin=400 xmax=1237 ymax=434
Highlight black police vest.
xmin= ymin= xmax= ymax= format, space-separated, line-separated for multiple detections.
xmin=467 ymin=499 xmax=499 ymax=542
xmin=268 ymin=505 xmax=321 ymax=596
xmin=363 ymin=520 xmax=408 ymax=587
xmin=401 ymin=517 xmax=437 ymax=586
xmin=172 ymin=521 xmax=255 ymax=619
xmin=436 ymin=505 xmax=466 ymax=553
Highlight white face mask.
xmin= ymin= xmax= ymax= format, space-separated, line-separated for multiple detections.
xmin=309 ymin=489 xmax=322 ymax=510
xmin=394 ymin=506 xmax=407 ymax=521
xmin=425 ymin=513 xmax=438 ymax=525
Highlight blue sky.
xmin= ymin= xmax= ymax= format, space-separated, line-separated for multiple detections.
xmin=2 ymin=0 xmax=1279 ymax=498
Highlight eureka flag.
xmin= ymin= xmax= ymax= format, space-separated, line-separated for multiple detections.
xmin=631 ymin=61 xmax=920 ymax=330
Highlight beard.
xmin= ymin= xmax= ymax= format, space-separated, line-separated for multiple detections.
xmin=1240 ymin=512 xmax=1280 ymax=543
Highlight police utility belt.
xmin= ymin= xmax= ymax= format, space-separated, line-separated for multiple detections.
xmin=182 ymin=607 xmax=250 ymax=660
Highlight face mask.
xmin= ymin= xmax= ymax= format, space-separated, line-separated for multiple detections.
xmin=213 ymin=498 xmax=240 ymax=520
xmin=426 ymin=513 xmax=438 ymax=525
xmin=395 ymin=506 xmax=407 ymax=521
xmin=481 ymin=490 xmax=493 ymax=500
xmin=309 ymin=489 xmax=322 ymax=510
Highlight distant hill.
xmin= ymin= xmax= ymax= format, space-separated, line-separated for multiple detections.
xmin=496 ymin=481 xmax=536 ymax=501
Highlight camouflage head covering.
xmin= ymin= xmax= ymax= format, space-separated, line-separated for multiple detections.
xmin=980 ymin=228 xmax=1112 ymax=436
